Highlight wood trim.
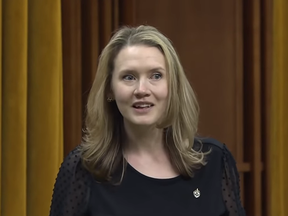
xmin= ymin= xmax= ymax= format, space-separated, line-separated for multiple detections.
xmin=119 ymin=0 xmax=136 ymax=26
xmin=243 ymin=0 xmax=262 ymax=215
xmin=234 ymin=0 xmax=245 ymax=203
xmin=81 ymin=0 xmax=100 ymax=124
xmin=113 ymin=0 xmax=119 ymax=30
xmin=238 ymin=162 xmax=264 ymax=172
xmin=61 ymin=0 xmax=82 ymax=156
xmin=251 ymin=1 xmax=262 ymax=215
xmin=238 ymin=163 xmax=250 ymax=172
xmin=99 ymin=0 xmax=113 ymax=48
xmin=262 ymin=0 xmax=273 ymax=215
xmin=235 ymin=0 xmax=244 ymax=164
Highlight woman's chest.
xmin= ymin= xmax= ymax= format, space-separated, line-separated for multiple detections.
xmin=87 ymin=172 xmax=226 ymax=216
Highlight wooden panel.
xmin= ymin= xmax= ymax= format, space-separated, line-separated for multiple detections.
xmin=262 ymin=0 xmax=273 ymax=215
xmin=99 ymin=0 xmax=115 ymax=48
xmin=113 ymin=0 xmax=119 ymax=29
xmin=119 ymin=0 xmax=136 ymax=26
xmin=61 ymin=0 xmax=82 ymax=156
xmin=234 ymin=0 xmax=245 ymax=202
xmin=243 ymin=0 xmax=262 ymax=215
xmin=81 ymin=0 xmax=100 ymax=124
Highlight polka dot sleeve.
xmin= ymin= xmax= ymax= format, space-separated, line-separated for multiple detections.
xmin=222 ymin=145 xmax=246 ymax=216
xmin=49 ymin=147 xmax=91 ymax=216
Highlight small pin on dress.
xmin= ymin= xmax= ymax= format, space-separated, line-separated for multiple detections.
xmin=193 ymin=188 xmax=200 ymax=198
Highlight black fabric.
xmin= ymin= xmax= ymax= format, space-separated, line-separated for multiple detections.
xmin=49 ymin=138 xmax=246 ymax=216
xmin=49 ymin=147 xmax=91 ymax=216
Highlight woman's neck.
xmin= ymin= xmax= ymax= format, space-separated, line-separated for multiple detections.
xmin=123 ymin=121 xmax=165 ymax=155
xmin=122 ymin=121 xmax=179 ymax=178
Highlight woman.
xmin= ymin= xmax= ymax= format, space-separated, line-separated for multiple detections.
xmin=49 ymin=25 xmax=246 ymax=216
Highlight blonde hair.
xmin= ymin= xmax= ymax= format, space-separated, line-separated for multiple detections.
xmin=81 ymin=25 xmax=209 ymax=182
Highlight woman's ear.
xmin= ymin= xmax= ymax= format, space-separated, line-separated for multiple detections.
xmin=107 ymin=92 xmax=114 ymax=102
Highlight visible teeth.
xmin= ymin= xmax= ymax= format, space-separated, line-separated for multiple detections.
xmin=135 ymin=104 xmax=151 ymax=108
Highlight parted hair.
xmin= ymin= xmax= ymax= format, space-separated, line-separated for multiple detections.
xmin=81 ymin=25 xmax=209 ymax=182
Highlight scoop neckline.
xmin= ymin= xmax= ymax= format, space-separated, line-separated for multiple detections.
xmin=126 ymin=162 xmax=182 ymax=184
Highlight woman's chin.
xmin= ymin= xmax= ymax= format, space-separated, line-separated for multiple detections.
xmin=125 ymin=118 xmax=158 ymax=128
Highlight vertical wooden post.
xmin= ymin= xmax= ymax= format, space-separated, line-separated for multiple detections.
xmin=61 ymin=0 xmax=82 ymax=156
xmin=262 ymin=0 xmax=273 ymax=214
xmin=243 ymin=0 xmax=262 ymax=215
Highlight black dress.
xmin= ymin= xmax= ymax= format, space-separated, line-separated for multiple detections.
xmin=49 ymin=138 xmax=246 ymax=216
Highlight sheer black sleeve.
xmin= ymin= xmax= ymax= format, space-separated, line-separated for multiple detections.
xmin=222 ymin=145 xmax=246 ymax=216
xmin=49 ymin=147 xmax=91 ymax=216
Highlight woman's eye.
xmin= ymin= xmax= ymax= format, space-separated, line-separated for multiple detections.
xmin=151 ymin=73 xmax=162 ymax=80
xmin=123 ymin=75 xmax=135 ymax=80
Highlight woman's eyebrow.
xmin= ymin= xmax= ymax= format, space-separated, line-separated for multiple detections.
xmin=118 ymin=69 xmax=137 ymax=74
xmin=149 ymin=67 xmax=166 ymax=72
xmin=118 ymin=67 xmax=166 ymax=74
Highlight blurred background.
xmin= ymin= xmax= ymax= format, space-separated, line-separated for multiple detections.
xmin=0 ymin=0 xmax=287 ymax=216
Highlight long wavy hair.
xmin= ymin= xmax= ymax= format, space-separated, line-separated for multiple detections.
xmin=81 ymin=25 xmax=209 ymax=182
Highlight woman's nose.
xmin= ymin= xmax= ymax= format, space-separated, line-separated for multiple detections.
xmin=134 ymin=80 xmax=151 ymax=97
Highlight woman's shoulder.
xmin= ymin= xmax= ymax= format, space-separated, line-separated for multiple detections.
xmin=194 ymin=137 xmax=225 ymax=156
xmin=194 ymin=137 xmax=236 ymax=168
xmin=196 ymin=137 xmax=224 ymax=149
xmin=52 ymin=145 xmax=92 ymax=191
xmin=194 ymin=138 xmax=246 ymax=215
xmin=60 ymin=146 xmax=83 ymax=172
xmin=49 ymin=146 xmax=91 ymax=216
xmin=54 ymin=145 xmax=92 ymax=186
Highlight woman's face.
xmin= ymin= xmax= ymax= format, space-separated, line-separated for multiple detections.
xmin=110 ymin=45 xmax=168 ymax=127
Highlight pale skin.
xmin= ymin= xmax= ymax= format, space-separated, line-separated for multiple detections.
xmin=110 ymin=45 xmax=179 ymax=179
